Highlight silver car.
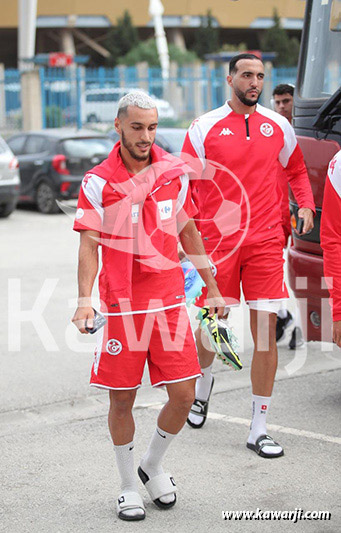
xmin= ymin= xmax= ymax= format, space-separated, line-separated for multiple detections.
xmin=0 ymin=135 xmax=20 ymax=217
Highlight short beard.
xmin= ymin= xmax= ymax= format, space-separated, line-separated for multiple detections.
xmin=121 ymin=131 xmax=151 ymax=162
xmin=235 ymin=86 xmax=261 ymax=107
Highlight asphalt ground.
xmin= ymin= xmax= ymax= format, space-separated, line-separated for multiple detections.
xmin=0 ymin=209 xmax=340 ymax=533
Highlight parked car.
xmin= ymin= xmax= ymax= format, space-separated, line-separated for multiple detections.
xmin=6 ymin=129 xmax=113 ymax=214
xmin=0 ymin=135 xmax=20 ymax=218
xmin=82 ymin=88 xmax=176 ymax=123
xmin=108 ymin=127 xmax=187 ymax=154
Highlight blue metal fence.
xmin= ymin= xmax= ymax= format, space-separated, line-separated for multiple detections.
xmin=4 ymin=69 xmax=21 ymax=113
xmin=1 ymin=66 xmax=302 ymax=131
xmin=271 ymin=67 xmax=298 ymax=88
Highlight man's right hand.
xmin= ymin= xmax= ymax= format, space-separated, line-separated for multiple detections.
xmin=333 ymin=320 xmax=341 ymax=348
xmin=72 ymin=306 xmax=95 ymax=334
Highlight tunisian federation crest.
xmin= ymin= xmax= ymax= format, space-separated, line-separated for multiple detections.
xmin=106 ymin=339 xmax=123 ymax=355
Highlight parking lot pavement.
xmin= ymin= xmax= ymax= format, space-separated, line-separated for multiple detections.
xmin=1 ymin=209 xmax=340 ymax=532
xmin=1 ymin=369 xmax=340 ymax=533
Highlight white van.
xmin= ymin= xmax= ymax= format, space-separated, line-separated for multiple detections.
xmin=81 ymin=87 xmax=176 ymax=123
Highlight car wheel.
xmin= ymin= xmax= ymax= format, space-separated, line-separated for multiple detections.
xmin=0 ymin=200 xmax=17 ymax=218
xmin=87 ymin=114 xmax=97 ymax=123
xmin=35 ymin=181 xmax=60 ymax=214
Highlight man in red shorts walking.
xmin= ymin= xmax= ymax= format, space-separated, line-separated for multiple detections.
xmin=72 ymin=92 xmax=224 ymax=521
xmin=183 ymin=54 xmax=315 ymax=458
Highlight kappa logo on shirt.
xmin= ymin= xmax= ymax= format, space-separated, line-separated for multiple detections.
xmin=260 ymin=123 xmax=274 ymax=137
xmin=219 ymin=127 xmax=234 ymax=136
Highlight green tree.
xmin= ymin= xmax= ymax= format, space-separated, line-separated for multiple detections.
xmin=191 ymin=10 xmax=220 ymax=59
xmin=119 ymin=39 xmax=198 ymax=67
xmin=105 ymin=10 xmax=139 ymax=67
xmin=261 ymin=10 xmax=300 ymax=67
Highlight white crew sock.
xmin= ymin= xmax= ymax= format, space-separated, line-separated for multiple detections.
xmin=248 ymin=395 xmax=282 ymax=456
xmin=278 ymin=308 xmax=289 ymax=320
xmin=187 ymin=364 xmax=213 ymax=426
xmin=114 ymin=441 xmax=143 ymax=519
xmin=140 ymin=427 xmax=176 ymax=504
xmin=196 ymin=365 xmax=214 ymax=400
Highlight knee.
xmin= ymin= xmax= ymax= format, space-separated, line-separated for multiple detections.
xmin=253 ymin=314 xmax=277 ymax=352
xmin=109 ymin=390 xmax=135 ymax=418
xmin=169 ymin=390 xmax=195 ymax=413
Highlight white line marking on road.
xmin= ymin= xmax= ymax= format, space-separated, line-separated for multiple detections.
xmin=145 ymin=405 xmax=341 ymax=445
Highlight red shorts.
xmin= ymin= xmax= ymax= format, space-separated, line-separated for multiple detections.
xmin=197 ymin=236 xmax=289 ymax=307
xmin=90 ymin=304 xmax=201 ymax=390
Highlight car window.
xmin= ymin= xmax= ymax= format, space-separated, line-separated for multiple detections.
xmin=61 ymin=137 xmax=113 ymax=158
xmin=0 ymin=136 xmax=9 ymax=154
xmin=24 ymin=136 xmax=49 ymax=154
xmin=154 ymin=134 xmax=171 ymax=153
xmin=7 ymin=135 xmax=26 ymax=155
xmin=86 ymin=92 xmax=121 ymax=103
xmin=159 ymin=130 xmax=187 ymax=153
xmin=109 ymin=131 xmax=119 ymax=143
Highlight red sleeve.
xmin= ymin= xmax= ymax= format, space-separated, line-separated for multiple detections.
xmin=285 ymin=144 xmax=316 ymax=214
xmin=321 ymin=174 xmax=341 ymax=321
xmin=276 ymin=164 xmax=291 ymax=245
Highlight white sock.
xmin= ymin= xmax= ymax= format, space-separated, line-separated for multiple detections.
xmin=114 ymin=441 xmax=143 ymax=518
xmin=196 ymin=365 xmax=214 ymax=400
xmin=296 ymin=307 xmax=303 ymax=330
xmin=248 ymin=395 xmax=282 ymax=456
xmin=278 ymin=308 xmax=288 ymax=319
xmin=140 ymin=427 xmax=176 ymax=504
xmin=187 ymin=365 xmax=213 ymax=426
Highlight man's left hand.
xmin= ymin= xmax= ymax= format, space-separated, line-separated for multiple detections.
xmin=297 ymin=208 xmax=314 ymax=235
xmin=206 ymin=286 xmax=226 ymax=318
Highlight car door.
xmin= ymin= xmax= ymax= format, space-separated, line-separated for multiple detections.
xmin=6 ymin=134 xmax=28 ymax=196
xmin=16 ymin=135 xmax=50 ymax=197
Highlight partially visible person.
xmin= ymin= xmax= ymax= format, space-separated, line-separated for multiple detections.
xmin=273 ymin=83 xmax=304 ymax=349
xmin=321 ymin=150 xmax=341 ymax=348
xmin=273 ymin=84 xmax=294 ymax=123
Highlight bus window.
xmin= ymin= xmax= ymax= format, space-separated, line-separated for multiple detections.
xmin=300 ymin=0 xmax=341 ymax=99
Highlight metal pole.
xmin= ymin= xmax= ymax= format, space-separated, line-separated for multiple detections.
xmin=18 ymin=0 xmax=37 ymax=71
xmin=149 ymin=0 xmax=170 ymax=81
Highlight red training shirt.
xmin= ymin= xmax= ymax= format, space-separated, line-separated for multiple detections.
xmin=74 ymin=147 xmax=197 ymax=313
xmin=182 ymin=102 xmax=315 ymax=252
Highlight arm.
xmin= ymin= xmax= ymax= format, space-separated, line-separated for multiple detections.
xmin=179 ymin=219 xmax=225 ymax=317
xmin=321 ymin=162 xmax=341 ymax=347
xmin=286 ymin=147 xmax=315 ymax=234
xmin=278 ymin=123 xmax=315 ymax=234
xmin=72 ymin=230 xmax=100 ymax=334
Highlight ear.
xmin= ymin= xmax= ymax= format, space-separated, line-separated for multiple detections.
xmin=114 ymin=117 xmax=121 ymax=134
xmin=226 ymin=75 xmax=233 ymax=88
